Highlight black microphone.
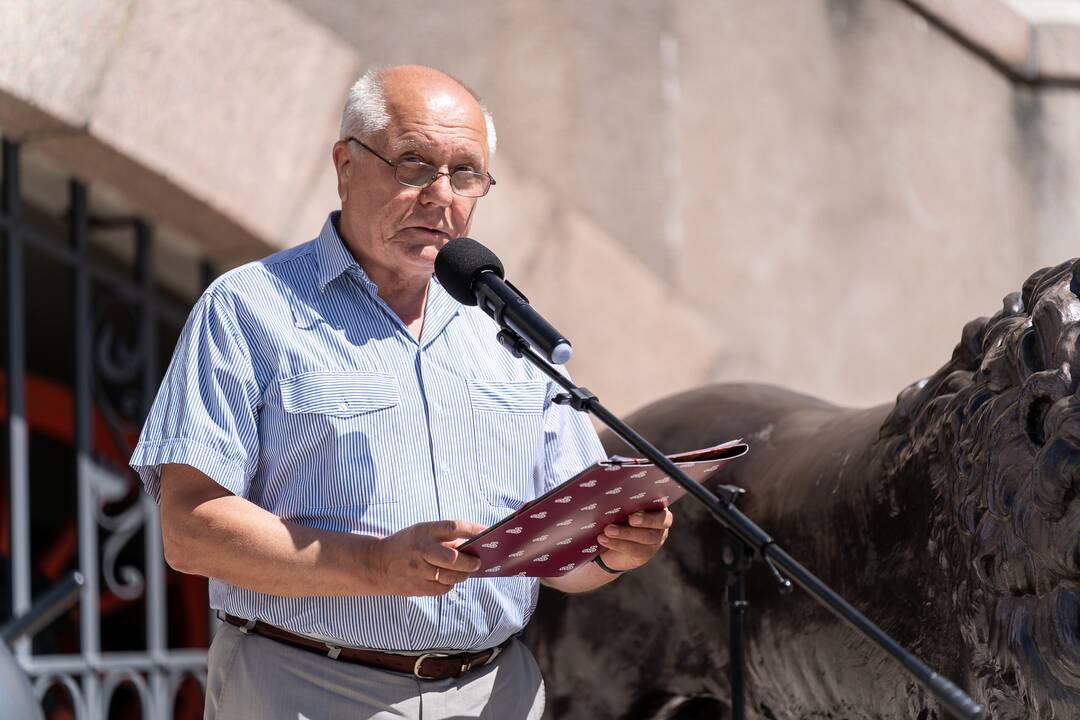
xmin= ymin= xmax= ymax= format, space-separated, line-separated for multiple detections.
xmin=435 ymin=237 xmax=573 ymax=364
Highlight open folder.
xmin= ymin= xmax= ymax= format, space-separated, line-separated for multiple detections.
xmin=459 ymin=440 xmax=749 ymax=577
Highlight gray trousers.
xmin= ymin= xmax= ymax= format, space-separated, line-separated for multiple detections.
xmin=204 ymin=624 xmax=545 ymax=720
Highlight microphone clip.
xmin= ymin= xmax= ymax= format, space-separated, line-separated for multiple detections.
xmin=553 ymin=387 xmax=597 ymax=412
xmin=496 ymin=329 xmax=530 ymax=358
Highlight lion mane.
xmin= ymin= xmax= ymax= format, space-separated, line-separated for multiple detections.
xmin=880 ymin=259 xmax=1080 ymax=718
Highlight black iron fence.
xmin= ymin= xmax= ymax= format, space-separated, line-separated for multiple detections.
xmin=2 ymin=136 xmax=211 ymax=719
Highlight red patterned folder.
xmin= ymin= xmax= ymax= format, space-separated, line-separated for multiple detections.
xmin=459 ymin=440 xmax=749 ymax=577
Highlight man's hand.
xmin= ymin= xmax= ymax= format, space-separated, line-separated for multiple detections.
xmin=595 ymin=508 xmax=674 ymax=572
xmin=371 ymin=520 xmax=486 ymax=596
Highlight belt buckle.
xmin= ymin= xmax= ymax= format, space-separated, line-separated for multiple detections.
xmin=413 ymin=652 xmax=450 ymax=679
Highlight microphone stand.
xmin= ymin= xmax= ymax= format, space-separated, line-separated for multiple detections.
xmin=495 ymin=329 xmax=985 ymax=720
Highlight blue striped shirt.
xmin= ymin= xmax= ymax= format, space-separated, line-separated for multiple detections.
xmin=130 ymin=212 xmax=605 ymax=652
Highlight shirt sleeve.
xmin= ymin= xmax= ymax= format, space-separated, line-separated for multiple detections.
xmin=129 ymin=289 xmax=262 ymax=502
xmin=537 ymin=378 xmax=607 ymax=493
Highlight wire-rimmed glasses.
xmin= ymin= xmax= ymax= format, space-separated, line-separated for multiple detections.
xmin=347 ymin=137 xmax=496 ymax=198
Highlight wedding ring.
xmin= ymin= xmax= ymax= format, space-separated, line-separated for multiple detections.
xmin=434 ymin=567 xmax=441 ymax=583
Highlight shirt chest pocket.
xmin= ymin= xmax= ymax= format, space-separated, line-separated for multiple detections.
xmin=277 ymin=371 xmax=402 ymax=510
xmin=467 ymin=379 xmax=547 ymax=510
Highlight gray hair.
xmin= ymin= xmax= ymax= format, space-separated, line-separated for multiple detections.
xmin=340 ymin=69 xmax=497 ymax=158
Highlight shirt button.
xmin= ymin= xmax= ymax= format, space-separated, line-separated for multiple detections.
xmin=440 ymin=462 xmax=450 ymax=473
xmin=434 ymin=404 xmax=444 ymax=414
xmin=447 ymin=588 xmax=460 ymax=601
xmin=338 ymin=400 xmax=350 ymax=412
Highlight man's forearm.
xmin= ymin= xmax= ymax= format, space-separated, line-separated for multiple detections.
xmin=165 ymin=493 xmax=383 ymax=596
xmin=161 ymin=465 xmax=383 ymax=597
xmin=541 ymin=558 xmax=621 ymax=594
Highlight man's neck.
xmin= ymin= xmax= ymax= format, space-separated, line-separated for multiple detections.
xmin=374 ymin=273 xmax=430 ymax=337
xmin=336 ymin=216 xmax=431 ymax=339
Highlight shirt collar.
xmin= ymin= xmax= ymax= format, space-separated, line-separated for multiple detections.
xmin=315 ymin=211 xmax=379 ymax=293
xmin=315 ymin=211 xmax=461 ymax=345
xmin=420 ymin=275 xmax=461 ymax=349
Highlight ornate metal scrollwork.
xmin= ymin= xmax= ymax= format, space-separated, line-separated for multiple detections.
xmin=88 ymin=293 xmax=149 ymax=602
xmin=83 ymin=460 xmax=146 ymax=602
xmin=93 ymin=297 xmax=144 ymax=418
xmin=32 ymin=674 xmax=89 ymax=720
xmin=101 ymin=670 xmax=153 ymax=718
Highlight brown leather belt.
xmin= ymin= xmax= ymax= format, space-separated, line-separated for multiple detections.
xmin=221 ymin=614 xmax=507 ymax=680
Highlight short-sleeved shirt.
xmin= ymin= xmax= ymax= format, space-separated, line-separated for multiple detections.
xmin=130 ymin=212 xmax=605 ymax=652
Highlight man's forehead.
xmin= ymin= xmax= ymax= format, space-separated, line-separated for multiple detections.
xmin=377 ymin=71 xmax=489 ymax=159
xmin=386 ymin=132 xmax=486 ymax=164
xmin=386 ymin=97 xmax=484 ymax=135
xmin=425 ymin=91 xmax=464 ymax=115
xmin=383 ymin=108 xmax=488 ymax=160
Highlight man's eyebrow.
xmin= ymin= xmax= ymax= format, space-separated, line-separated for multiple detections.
xmin=388 ymin=141 xmax=483 ymax=167
xmin=387 ymin=140 xmax=423 ymax=156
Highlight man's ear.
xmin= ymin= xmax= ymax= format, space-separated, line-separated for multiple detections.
xmin=332 ymin=141 xmax=352 ymax=202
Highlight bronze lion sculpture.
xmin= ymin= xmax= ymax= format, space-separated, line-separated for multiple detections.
xmin=526 ymin=259 xmax=1080 ymax=719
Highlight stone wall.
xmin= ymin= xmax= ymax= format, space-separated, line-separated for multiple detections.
xmin=3 ymin=0 xmax=1079 ymax=415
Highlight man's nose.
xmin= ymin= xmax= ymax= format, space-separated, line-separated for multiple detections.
xmin=419 ymin=173 xmax=454 ymax=207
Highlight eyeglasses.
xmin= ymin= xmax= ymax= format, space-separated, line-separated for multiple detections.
xmin=347 ymin=137 xmax=496 ymax=198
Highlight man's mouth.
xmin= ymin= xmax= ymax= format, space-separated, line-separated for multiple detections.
xmin=405 ymin=226 xmax=451 ymax=241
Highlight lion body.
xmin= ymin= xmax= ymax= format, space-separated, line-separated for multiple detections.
xmin=527 ymin=262 xmax=1080 ymax=719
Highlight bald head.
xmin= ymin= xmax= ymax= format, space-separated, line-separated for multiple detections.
xmin=340 ymin=65 xmax=496 ymax=157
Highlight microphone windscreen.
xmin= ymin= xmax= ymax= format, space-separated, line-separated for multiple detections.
xmin=434 ymin=237 xmax=504 ymax=306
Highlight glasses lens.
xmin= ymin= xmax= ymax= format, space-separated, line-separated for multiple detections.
xmin=450 ymin=171 xmax=491 ymax=198
xmin=396 ymin=161 xmax=436 ymax=188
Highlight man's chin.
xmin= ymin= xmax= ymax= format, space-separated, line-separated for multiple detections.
xmin=401 ymin=247 xmax=439 ymax=274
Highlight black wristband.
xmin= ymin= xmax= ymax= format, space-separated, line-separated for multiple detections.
xmin=593 ymin=555 xmax=625 ymax=575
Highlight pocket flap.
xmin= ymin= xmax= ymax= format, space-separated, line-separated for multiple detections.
xmin=467 ymin=379 xmax=547 ymax=414
xmin=279 ymin=371 xmax=400 ymax=417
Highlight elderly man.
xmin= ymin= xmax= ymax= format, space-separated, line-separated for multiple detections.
xmin=130 ymin=65 xmax=673 ymax=719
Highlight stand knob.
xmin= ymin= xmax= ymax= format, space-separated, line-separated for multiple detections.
xmin=765 ymin=556 xmax=794 ymax=595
